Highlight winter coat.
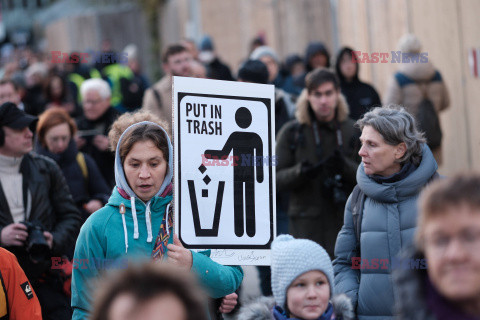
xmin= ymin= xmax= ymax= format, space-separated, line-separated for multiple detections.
xmin=339 ymin=80 xmax=381 ymax=121
xmin=0 ymin=247 xmax=42 ymax=319
xmin=71 ymin=122 xmax=243 ymax=320
xmin=383 ymin=61 xmax=449 ymax=163
xmin=273 ymin=72 xmax=302 ymax=97
xmin=141 ymin=75 xmax=173 ymax=136
xmin=393 ymin=247 xmax=479 ymax=320
xmin=384 ymin=62 xmax=449 ymax=117
xmin=333 ymin=144 xmax=438 ymax=320
xmin=76 ymin=107 xmax=119 ymax=188
xmin=276 ymin=90 xmax=359 ymax=257
xmin=237 ymin=294 xmax=355 ymax=320
xmin=35 ymin=140 xmax=111 ymax=221
xmin=0 ymin=153 xmax=82 ymax=280
xmin=274 ymin=88 xmax=295 ymax=135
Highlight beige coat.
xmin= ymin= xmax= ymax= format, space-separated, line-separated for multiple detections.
xmin=141 ymin=75 xmax=172 ymax=135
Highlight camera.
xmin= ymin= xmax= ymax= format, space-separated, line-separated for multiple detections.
xmin=21 ymin=221 xmax=51 ymax=263
xmin=323 ymin=174 xmax=347 ymax=207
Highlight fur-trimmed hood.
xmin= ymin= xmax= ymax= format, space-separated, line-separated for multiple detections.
xmin=237 ymin=294 xmax=354 ymax=320
xmin=295 ymin=89 xmax=350 ymax=126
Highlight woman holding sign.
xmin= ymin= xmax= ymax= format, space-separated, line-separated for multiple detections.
xmin=71 ymin=111 xmax=243 ymax=320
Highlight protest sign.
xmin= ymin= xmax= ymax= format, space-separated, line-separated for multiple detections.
xmin=173 ymin=76 xmax=276 ymax=265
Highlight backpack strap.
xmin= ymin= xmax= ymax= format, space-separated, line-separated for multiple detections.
xmin=76 ymin=152 xmax=88 ymax=181
xmin=288 ymin=121 xmax=304 ymax=153
xmin=350 ymin=185 xmax=365 ymax=245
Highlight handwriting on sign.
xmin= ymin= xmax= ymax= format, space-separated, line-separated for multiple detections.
xmin=210 ymin=249 xmax=235 ymax=259
xmin=237 ymin=251 xmax=266 ymax=262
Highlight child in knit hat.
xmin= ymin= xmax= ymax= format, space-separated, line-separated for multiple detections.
xmin=238 ymin=235 xmax=353 ymax=320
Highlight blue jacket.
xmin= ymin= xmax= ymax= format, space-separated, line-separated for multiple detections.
xmin=71 ymin=121 xmax=243 ymax=319
xmin=333 ymin=144 xmax=437 ymax=320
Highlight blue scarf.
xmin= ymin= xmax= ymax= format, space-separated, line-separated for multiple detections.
xmin=272 ymin=303 xmax=335 ymax=320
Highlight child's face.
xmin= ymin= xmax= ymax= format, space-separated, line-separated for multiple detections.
xmin=286 ymin=270 xmax=330 ymax=320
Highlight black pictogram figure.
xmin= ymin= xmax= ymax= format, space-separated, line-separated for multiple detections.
xmin=204 ymin=107 xmax=263 ymax=237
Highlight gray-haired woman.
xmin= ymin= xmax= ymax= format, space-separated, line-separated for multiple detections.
xmin=333 ymin=105 xmax=438 ymax=320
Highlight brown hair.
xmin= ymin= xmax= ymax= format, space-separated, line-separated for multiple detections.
xmin=416 ymin=172 xmax=480 ymax=249
xmin=162 ymin=44 xmax=189 ymax=64
xmin=0 ymin=79 xmax=19 ymax=91
xmin=108 ymin=111 xmax=170 ymax=165
xmin=90 ymin=263 xmax=207 ymax=320
xmin=305 ymin=68 xmax=340 ymax=93
xmin=36 ymin=107 xmax=77 ymax=147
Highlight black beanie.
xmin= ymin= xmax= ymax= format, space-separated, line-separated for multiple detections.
xmin=237 ymin=59 xmax=269 ymax=84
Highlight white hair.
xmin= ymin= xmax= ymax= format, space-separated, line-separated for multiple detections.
xmin=123 ymin=44 xmax=138 ymax=61
xmin=80 ymin=78 xmax=111 ymax=100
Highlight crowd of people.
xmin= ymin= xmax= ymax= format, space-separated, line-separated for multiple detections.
xmin=0 ymin=31 xmax=478 ymax=320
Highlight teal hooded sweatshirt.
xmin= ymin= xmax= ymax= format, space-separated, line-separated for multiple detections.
xmin=71 ymin=121 xmax=243 ymax=320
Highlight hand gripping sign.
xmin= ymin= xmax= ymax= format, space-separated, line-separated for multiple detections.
xmin=173 ymin=76 xmax=276 ymax=265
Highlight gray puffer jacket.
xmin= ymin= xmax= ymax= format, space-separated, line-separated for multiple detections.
xmin=333 ymin=144 xmax=437 ymax=320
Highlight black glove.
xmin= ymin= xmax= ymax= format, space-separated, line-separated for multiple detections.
xmin=300 ymin=160 xmax=323 ymax=178
xmin=323 ymin=150 xmax=345 ymax=173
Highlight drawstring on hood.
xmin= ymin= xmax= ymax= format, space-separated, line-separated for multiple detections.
xmin=131 ymin=197 xmax=139 ymax=239
xmin=113 ymin=121 xmax=174 ymax=253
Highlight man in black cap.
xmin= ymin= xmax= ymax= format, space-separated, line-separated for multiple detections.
xmin=0 ymin=102 xmax=81 ymax=320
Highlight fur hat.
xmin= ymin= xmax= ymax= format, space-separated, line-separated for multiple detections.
xmin=270 ymin=235 xmax=334 ymax=310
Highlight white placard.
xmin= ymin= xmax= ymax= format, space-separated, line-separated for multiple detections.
xmin=173 ymin=76 xmax=276 ymax=265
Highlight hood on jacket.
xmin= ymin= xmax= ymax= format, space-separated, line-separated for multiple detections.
xmin=305 ymin=42 xmax=331 ymax=71
xmin=335 ymin=47 xmax=359 ymax=84
xmin=113 ymin=121 xmax=173 ymax=252
xmin=356 ymin=143 xmax=438 ymax=203
xmin=237 ymin=294 xmax=354 ymax=320
xmin=295 ymin=88 xmax=350 ymax=126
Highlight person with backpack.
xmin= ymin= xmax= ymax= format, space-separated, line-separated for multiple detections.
xmin=384 ymin=34 xmax=450 ymax=165
xmin=333 ymin=105 xmax=439 ymax=320
xmin=35 ymin=108 xmax=110 ymax=224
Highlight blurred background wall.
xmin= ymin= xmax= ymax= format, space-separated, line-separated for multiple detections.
xmin=1 ymin=0 xmax=477 ymax=175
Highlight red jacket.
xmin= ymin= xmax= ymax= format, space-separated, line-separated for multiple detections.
xmin=0 ymin=247 xmax=42 ymax=319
